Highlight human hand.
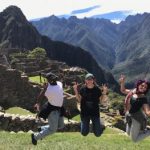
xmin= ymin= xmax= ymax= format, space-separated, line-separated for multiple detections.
xmin=119 ymin=75 xmax=126 ymax=84
xmin=43 ymin=82 xmax=48 ymax=88
xmin=101 ymin=84 xmax=108 ymax=94
xmin=34 ymin=103 xmax=40 ymax=111
xmin=73 ymin=82 xmax=79 ymax=93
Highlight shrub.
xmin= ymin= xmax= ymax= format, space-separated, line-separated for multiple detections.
xmin=27 ymin=47 xmax=46 ymax=61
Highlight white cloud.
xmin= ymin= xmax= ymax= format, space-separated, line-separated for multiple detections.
xmin=0 ymin=0 xmax=100 ymax=19
xmin=0 ymin=0 xmax=150 ymax=20
xmin=75 ymin=0 xmax=150 ymax=18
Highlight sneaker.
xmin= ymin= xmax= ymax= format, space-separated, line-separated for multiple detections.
xmin=31 ymin=133 xmax=37 ymax=145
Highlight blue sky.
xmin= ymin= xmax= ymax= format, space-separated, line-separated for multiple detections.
xmin=0 ymin=0 xmax=150 ymax=23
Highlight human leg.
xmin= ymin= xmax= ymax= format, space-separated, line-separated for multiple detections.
xmin=40 ymin=125 xmax=49 ymax=131
xmin=91 ymin=116 xmax=102 ymax=137
xmin=34 ymin=110 xmax=60 ymax=141
xmin=126 ymin=123 xmax=131 ymax=136
xmin=125 ymin=112 xmax=132 ymax=135
xmin=80 ymin=115 xmax=90 ymax=136
xmin=130 ymin=118 xmax=150 ymax=142
xmin=58 ymin=116 xmax=64 ymax=129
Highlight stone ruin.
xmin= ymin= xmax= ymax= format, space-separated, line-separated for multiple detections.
xmin=0 ymin=110 xmax=125 ymax=132
xmin=0 ymin=54 xmax=118 ymax=132
xmin=0 ymin=112 xmax=81 ymax=132
xmin=0 ymin=64 xmax=40 ymax=110
xmin=0 ymin=54 xmax=11 ymax=68
xmin=0 ymin=63 xmax=82 ymax=131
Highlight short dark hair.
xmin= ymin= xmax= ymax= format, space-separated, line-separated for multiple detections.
xmin=44 ymin=72 xmax=58 ymax=85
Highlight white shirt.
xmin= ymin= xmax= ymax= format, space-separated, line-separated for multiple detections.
xmin=44 ymin=81 xmax=63 ymax=107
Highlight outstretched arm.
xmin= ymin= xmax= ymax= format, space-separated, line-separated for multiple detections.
xmin=99 ymin=84 xmax=109 ymax=103
xmin=73 ymin=82 xmax=81 ymax=103
xmin=119 ymin=75 xmax=131 ymax=95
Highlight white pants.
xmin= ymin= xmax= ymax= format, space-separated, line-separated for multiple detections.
xmin=126 ymin=118 xmax=150 ymax=142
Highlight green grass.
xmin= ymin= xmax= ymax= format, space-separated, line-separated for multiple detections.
xmin=0 ymin=128 xmax=150 ymax=150
xmin=2 ymin=110 xmax=150 ymax=149
xmin=72 ymin=113 xmax=109 ymax=123
xmin=6 ymin=107 xmax=36 ymax=116
xmin=29 ymin=76 xmax=46 ymax=84
xmin=72 ymin=115 xmax=80 ymax=122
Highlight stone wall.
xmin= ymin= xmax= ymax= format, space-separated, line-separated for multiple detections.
xmin=0 ymin=112 xmax=81 ymax=132
xmin=0 ymin=55 xmax=10 ymax=67
xmin=0 ymin=112 xmax=126 ymax=132
xmin=0 ymin=64 xmax=40 ymax=111
xmin=0 ymin=63 xmax=83 ymax=114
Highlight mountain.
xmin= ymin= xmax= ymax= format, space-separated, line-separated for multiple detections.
xmin=112 ymin=13 xmax=150 ymax=85
xmin=0 ymin=6 xmax=119 ymax=91
xmin=32 ymin=13 xmax=150 ymax=86
xmin=32 ymin=15 xmax=118 ymax=70
xmin=92 ymin=11 xmax=130 ymax=21
xmin=0 ymin=6 xmax=42 ymax=49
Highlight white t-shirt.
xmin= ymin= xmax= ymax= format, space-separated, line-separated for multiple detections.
xmin=44 ymin=81 xmax=63 ymax=107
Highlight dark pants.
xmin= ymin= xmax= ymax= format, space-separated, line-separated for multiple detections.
xmin=80 ymin=115 xmax=102 ymax=137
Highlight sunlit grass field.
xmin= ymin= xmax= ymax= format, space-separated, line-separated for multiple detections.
xmin=29 ymin=76 xmax=46 ymax=84
xmin=1 ymin=107 xmax=150 ymax=149
xmin=2 ymin=107 xmax=150 ymax=149
xmin=1 ymin=128 xmax=150 ymax=150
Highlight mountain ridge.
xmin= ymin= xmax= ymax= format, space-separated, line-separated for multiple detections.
xmin=32 ymin=16 xmax=118 ymax=70
xmin=0 ymin=6 xmax=119 ymax=91
xmin=32 ymin=13 xmax=150 ymax=85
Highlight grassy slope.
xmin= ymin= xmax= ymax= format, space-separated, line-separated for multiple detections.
xmin=0 ymin=128 xmax=150 ymax=150
xmin=6 ymin=107 xmax=35 ymax=116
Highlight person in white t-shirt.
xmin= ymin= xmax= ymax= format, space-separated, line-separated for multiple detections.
xmin=31 ymin=72 xmax=64 ymax=145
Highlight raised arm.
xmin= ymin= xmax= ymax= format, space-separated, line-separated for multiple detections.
xmin=119 ymin=75 xmax=131 ymax=95
xmin=99 ymin=84 xmax=109 ymax=104
xmin=73 ymin=82 xmax=81 ymax=103
xmin=101 ymin=84 xmax=108 ymax=95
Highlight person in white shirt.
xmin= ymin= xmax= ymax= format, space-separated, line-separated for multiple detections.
xmin=31 ymin=72 xmax=64 ymax=145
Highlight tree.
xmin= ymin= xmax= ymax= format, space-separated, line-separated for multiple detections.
xmin=27 ymin=47 xmax=46 ymax=60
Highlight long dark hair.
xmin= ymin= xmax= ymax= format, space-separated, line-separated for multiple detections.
xmin=135 ymin=80 xmax=150 ymax=94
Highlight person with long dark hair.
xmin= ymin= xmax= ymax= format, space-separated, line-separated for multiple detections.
xmin=119 ymin=75 xmax=150 ymax=142
xmin=73 ymin=73 xmax=108 ymax=137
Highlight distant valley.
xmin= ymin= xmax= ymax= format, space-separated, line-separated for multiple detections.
xmin=0 ymin=6 xmax=118 ymax=91
xmin=32 ymin=13 xmax=150 ymax=86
